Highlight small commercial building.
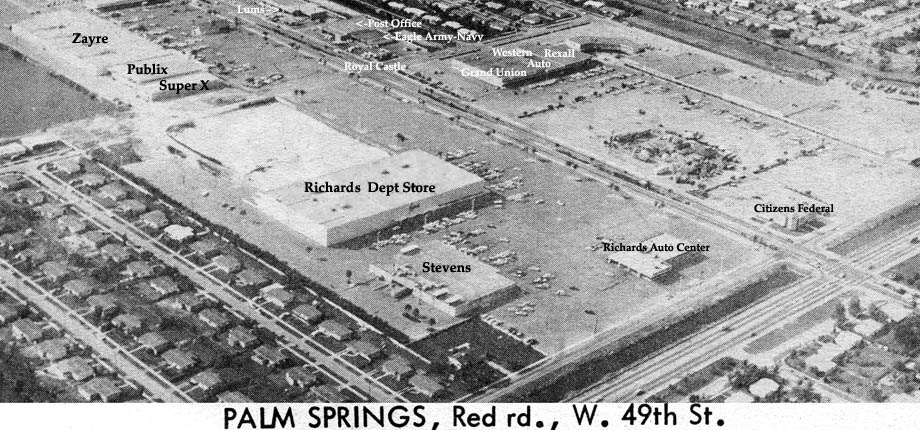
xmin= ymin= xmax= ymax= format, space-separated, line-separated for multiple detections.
xmin=606 ymin=234 xmax=699 ymax=280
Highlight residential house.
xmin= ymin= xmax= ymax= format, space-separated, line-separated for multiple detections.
xmin=54 ymin=159 xmax=82 ymax=175
xmin=48 ymin=356 xmax=95 ymax=381
xmin=749 ymin=378 xmax=780 ymax=399
xmin=724 ymin=390 xmax=754 ymax=403
xmin=853 ymin=319 xmax=884 ymax=338
xmin=74 ymin=173 xmax=106 ymax=189
xmin=79 ymin=230 xmax=109 ymax=249
xmin=162 ymin=348 xmax=198 ymax=372
xmin=86 ymin=294 xmax=120 ymax=318
xmin=64 ymin=278 xmax=98 ymax=298
xmin=316 ymin=320 xmax=353 ymax=341
xmin=0 ymin=174 xmax=26 ymax=191
xmin=97 ymin=183 xmax=128 ymax=202
xmin=213 ymin=255 xmax=242 ymax=274
xmin=137 ymin=331 xmax=171 ymax=354
xmin=139 ymin=210 xmax=169 ymax=229
xmin=100 ymin=243 xmax=133 ymax=264
xmin=11 ymin=319 xmax=45 ymax=343
xmin=261 ymin=284 xmax=296 ymax=308
xmin=78 ymin=377 xmax=124 ymax=402
xmin=57 ymin=215 xmax=87 ymax=235
xmin=346 ymin=339 xmax=385 ymax=364
xmin=311 ymin=385 xmax=347 ymax=403
xmin=173 ymin=293 xmax=209 ymax=313
xmin=521 ymin=13 xmax=542 ymax=24
xmin=126 ymin=261 xmax=155 ymax=279
xmin=164 ymin=224 xmax=195 ymax=243
xmin=382 ymin=356 xmax=414 ymax=381
xmin=879 ymin=302 xmax=913 ymax=323
xmin=116 ymin=199 xmax=147 ymax=216
xmin=0 ymin=232 xmax=28 ymax=253
xmin=217 ymin=391 xmax=253 ymax=403
xmin=285 ymin=367 xmax=319 ymax=388
xmin=0 ymin=302 xmax=22 ymax=324
xmin=227 ymin=326 xmax=259 ymax=349
xmin=251 ymin=345 xmax=290 ymax=368
xmin=35 ymin=203 xmax=66 ymax=219
xmin=35 ymin=338 xmax=72 ymax=362
xmin=409 ymin=374 xmax=445 ymax=398
xmin=40 ymin=261 xmax=72 ymax=283
xmin=191 ymin=370 xmax=224 ymax=393
xmin=16 ymin=189 xmax=46 ymax=206
xmin=236 ymin=269 xmax=269 ymax=288
xmin=190 ymin=238 xmax=222 ymax=259
xmin=198 ymin=308 xmax=230 ymax=330
xmin=112 ymin=313 xmax=144 ymax=335
xmin=293 ymin=304 xmax=323 ymax=324
xmin=149 ymin=276 xmax=180 ymax=298
xmin=15 ymin=247 xmax=47 ymax=264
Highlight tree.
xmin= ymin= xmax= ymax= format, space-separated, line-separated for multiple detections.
xmin=834 ymin=302 xmax=847 ymax=324
xmin=894 ymin=324 xmax=920 ymax=351
xmin=728 ymin=361 xmax=769 ymax=390
xmin=848 ymin=297 xmax=862 ymax=317
xmin=0 ymin=343 xmax=58 ymax=402
xmin=867 ymin=303 xmax=886 ymax=322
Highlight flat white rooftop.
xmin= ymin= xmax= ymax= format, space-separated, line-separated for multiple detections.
xmin=13 ymin=11 xmax=170 ymax=72
xmin=401 ymin=241 xmax=516 ymax=303
xmin=174 ymin=102 xmax=387 ymax=190
xmin=109 ymin=53 xmax=206 ymax=84
xmin=264 ymin=149 xmax=484 ymax=229
xmin=607 ymin=233 xmax=689 ymax=279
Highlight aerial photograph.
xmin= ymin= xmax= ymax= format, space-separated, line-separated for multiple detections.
xmin=1 ymin=0 xmax=920 ymax=406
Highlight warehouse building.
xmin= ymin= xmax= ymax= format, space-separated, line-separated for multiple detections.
xmin=11 ymin=10 xmax=224 ymax=102
xmin=369 ymin=241 xmax=518 ymax=316
xmin=254 ymin=150 xmax=485 ymax=247
xmin=452 ymin=43 xmax=597 ymax=87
